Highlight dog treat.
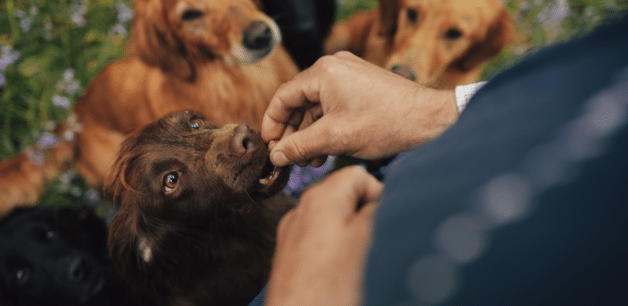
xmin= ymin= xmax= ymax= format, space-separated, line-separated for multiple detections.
xmin=268 ymin=140 xmax=278 ymax=152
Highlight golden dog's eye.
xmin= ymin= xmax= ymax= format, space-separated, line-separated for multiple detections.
xmin=182 ymin=9 xmax=204 ymax=22
xmin=190 ymin=118 xmax=203 ymax=130
xmin=406 ymin=8 xmax=418 ymax=23
xmin=445 ymin=28 xmax=463 ymax=40
xmin=163 ymin=172 xmax=179 ymax=193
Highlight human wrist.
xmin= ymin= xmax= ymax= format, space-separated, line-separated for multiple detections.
xmin=404 ymin=86 xmax=458 ymax=148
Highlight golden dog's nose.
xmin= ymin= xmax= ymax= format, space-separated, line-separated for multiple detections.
xmin=243 ymin=20 xmax=273 ymax=50
xmin=230 ymin=124 xmax=259 ymax=155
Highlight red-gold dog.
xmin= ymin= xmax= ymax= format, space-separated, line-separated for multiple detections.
xmin=325 ymin=0 xmax=515 ymax=89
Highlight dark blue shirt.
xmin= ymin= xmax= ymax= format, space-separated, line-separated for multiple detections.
xmin=366 ymin=15 xmax=628 ymax=305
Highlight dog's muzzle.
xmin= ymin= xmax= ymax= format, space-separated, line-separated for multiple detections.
xmin=230 ymin=19 xmax=281 ymax=64
xmin=390 ymin=65 xmax=417 ymax=82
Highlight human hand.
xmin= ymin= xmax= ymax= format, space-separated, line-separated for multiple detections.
xmin=265 ymin=166 xmax=382 ymax=306
xmin=262 ymin=51 xmax=458 ymax=167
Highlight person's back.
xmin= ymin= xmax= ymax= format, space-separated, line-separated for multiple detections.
xmin=366 ymin=15 xmax=628 ymax=305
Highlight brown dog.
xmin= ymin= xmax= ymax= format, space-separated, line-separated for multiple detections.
xmin=0 ymin=0 xmax=298 ymax=213
xmin=324 ymin=0 xmax=515 ymax=89
xmin=106 ymin=110 xmax=293 ymax=306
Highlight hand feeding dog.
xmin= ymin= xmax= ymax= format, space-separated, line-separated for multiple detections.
xmin=105 ymin=111 xmax=293 ymax=306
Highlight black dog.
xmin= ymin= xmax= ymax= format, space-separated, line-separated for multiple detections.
xmin=0 ymin=206 xmax=151 ymax=306
xmin=263 ymin=0 xmax=336 ymax=69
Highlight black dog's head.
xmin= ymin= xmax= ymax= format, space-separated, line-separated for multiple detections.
xmin=105 ymin=110 xmax=292 ymax=305
xmin=0 ymin=206 xmax=149 ymax=306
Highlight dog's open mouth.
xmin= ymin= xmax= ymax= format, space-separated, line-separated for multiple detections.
xmin=257 ymin=158 xmax=282 ymax=192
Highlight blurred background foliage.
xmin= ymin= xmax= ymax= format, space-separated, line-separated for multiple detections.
xmin=0 ymin=0 xmax=627 ymax=214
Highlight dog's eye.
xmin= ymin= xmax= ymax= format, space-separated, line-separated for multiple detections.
xmin=182 ymin=9 xmax=204 ymax=22
xmin=406 ymin=8 xmax=418 ymax=23
xmin=32 ymin=226 xmax=57 ymax=242
xmin=444 ymin=28 xmax=463 ymax=40
xmin=14 ymin=268 xmax=29 ymax=285
xmin=163 ymin=172 xmax=179 ymax=193
xmin=190 ymin=118 xmax=203 ymax=130
xmin=45 ymin=230 xmax=57 ymax=240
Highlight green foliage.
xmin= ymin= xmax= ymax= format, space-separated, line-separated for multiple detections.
xmin=1 ymin=0 xmax=133 ymax=212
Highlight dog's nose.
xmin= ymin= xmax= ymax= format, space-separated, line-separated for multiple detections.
xmin=243 ymin=20 xmax=273 ymax=50
xmin=66 ymin=256 xmax=91 ymax=283
xmin=390 ymin=65 xmax=417 ymax=82
xmin=230 ymin=124 xmax=259 ymax=155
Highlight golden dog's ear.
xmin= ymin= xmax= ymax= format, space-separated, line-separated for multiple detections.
xmin=378 ymin=0 xmax=401 ymax=37
xmin=454 ymin=10 xmax=515 ymax=72
xmin=128 ymin=0 xmax=195 ymax=81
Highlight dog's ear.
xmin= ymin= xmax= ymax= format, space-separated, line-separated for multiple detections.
xmin=378 ymin=0 xmax=401 ymax=38
xmin=454 ymin=9 xmax=515 ymax=72
xmin=108 ymin=193 xmax=207 ymax=295
xmin=128 ymin=0 xmax=195 ymax=81
xmin=108 ymin=203 xmax=160 ymax=293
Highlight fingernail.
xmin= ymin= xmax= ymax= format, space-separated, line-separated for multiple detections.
xmin=271 ymin=151 xmax=290 ymax=166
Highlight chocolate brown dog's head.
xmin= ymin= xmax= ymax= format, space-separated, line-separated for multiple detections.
xmin=130 ymin=0 xmax=283 ymax=80
xmin=105 ymin=111 xmax=291 ymax=302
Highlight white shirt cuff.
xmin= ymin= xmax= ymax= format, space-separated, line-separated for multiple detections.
xmin=455 ymin=81 xmax=487 ymax=113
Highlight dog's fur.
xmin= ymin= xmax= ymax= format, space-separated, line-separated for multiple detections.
xmin=105 ymin=111 xmax=293 ymax=306
xmin=324 ymin=0 xmax=515 ymax=89
xmin=0 ymin=206 xmax=151 ymax=306
xmin=0 ymin=0 xmax=299 ymax=213
xmin=262 ymin=0 xmax=336 ymax=69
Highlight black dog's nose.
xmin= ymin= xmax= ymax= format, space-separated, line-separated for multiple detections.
xmin=243 ymin=20 xmax=273 ymax=50
xmin=390 ymin=65 xmax=417 ymax=82
xmin=230 ymin=124 xmax=259 ymax=155
xmin=67 ymin=257 xmax=91 ymax=283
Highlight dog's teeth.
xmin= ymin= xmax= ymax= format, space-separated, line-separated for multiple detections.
xmin=259 ymin=178 xmax=269 ymax=185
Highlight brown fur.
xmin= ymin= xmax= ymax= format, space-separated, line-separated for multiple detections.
xmin=106 ymin=110 xmax=293 ymax=306
xmin=324 ymin=0 xmax=515 ymax=89
xmin=0 ymin=0 xmax=298 ymax=213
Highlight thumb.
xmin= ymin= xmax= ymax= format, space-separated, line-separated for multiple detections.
xmin=270 ymin=117 xmax=340 ymax=167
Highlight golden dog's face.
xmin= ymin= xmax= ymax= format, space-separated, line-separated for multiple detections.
xmin=383 ymin=0 xmax=513 ymax=86
xmin=131 ymin=0 xmax=282 ymax=79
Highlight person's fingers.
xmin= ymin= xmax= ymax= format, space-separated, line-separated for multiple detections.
xmin=310 ymin=155 xmax=329 ymax=168
xmin=261 ymin=69 xmax=321 ymax=143
xmin=269 ymin=115 xmax=342 ymax=166
xmin=276 ymin=208 xmax=297 ymax=243
xmin=301 ymin=166 xmax=382 ymax=218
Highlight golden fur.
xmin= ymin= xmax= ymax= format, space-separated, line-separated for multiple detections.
xmin=324 ymin=0 xmax=514 ymax=89
xmin=0 ymin=0 xmax=298 ymax=213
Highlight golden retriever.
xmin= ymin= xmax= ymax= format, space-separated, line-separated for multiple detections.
xmin=106 ymin=110 xmax=293 ymax=306
xmin=324 ymin=0 xmax=515 ymax=89
xmin=0 ymin=0 xmax=298 ymax=212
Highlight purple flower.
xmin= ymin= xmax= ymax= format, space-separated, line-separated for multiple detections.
xmin=36 ymin=132 xmax=58 ymax=150
xmin=108 ymin=23 xmax=128 ymax=38
xmin=71 ymin=2 xmax=88 ymax=27
xmin=0 ymin=45 xmax=21 ymax=71
xmin=117 ymin=2 xmax=134 ymax=24
xmin=52 ymin=94 xmax=71 ymax=108
xmin=0 ymin=73 xmax=5 ymax=87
